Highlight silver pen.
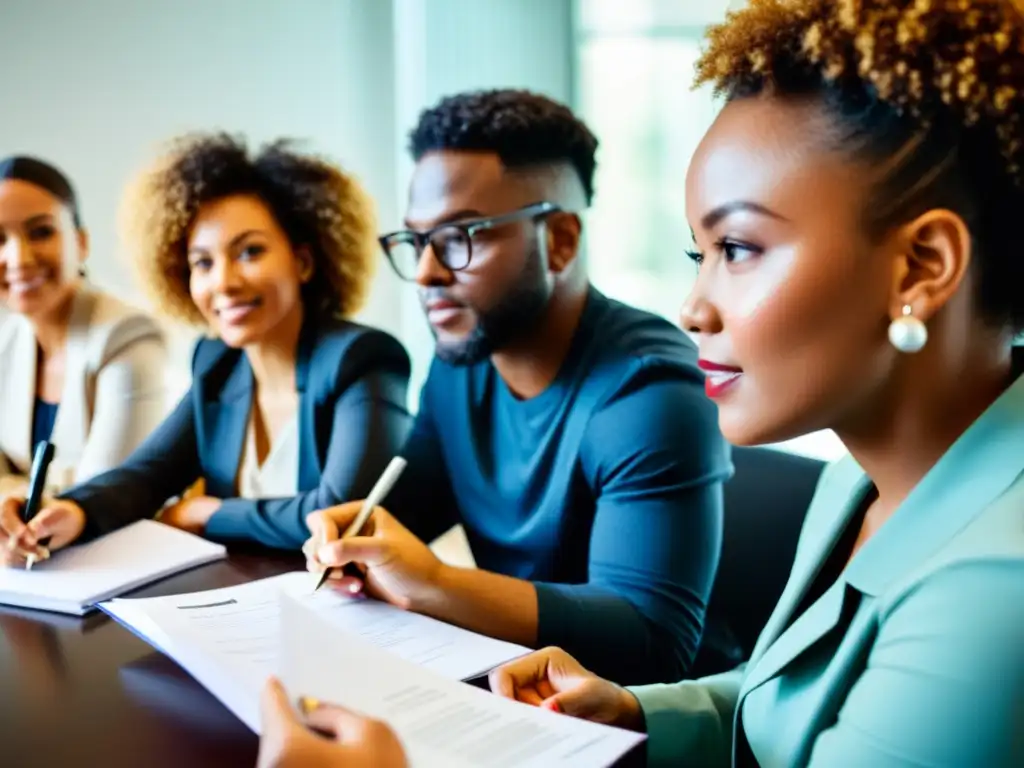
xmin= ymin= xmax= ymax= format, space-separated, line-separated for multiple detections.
xmin=311 ymin=456 xmax=407 ymax=592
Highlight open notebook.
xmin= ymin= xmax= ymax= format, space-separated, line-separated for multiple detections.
xmin=0 ymin=520 xmax=226 ymax=615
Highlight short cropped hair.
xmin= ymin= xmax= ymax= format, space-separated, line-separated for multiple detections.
xmin=408 ymin=89 xmax=599 ymax=205
xmin=120 ymin=132 xmax=378 ymax=325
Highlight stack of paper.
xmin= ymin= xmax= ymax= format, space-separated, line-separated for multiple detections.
xmin=102 ymin=572 xmax=532 ymax=731
xmin=0 ymin=520 xmax=226 ymax=615
xmin=104 ymin=572 xmax=644 ymax=766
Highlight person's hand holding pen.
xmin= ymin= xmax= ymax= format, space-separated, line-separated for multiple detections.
xmin=0 ymin=496 xmax=86 ymax=568
xmin=256 ymin=677 xmax=408 ymax=768
xmin=0 ymin=441 xmax=86 ymax=569
xmin=302 ymin=456 xmax=447 ymax=610
xmin=303 ymin=502 xmax=445 ymax=610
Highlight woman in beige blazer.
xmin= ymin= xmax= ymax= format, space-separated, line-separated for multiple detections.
xmin=0 ymin=156 xmax=167 ymax=495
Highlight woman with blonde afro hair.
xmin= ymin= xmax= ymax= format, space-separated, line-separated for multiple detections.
xmin=478 ymin=2 xmax=1024 ymax=768
xmin=3 ymin=133 xmax=412 ymax=554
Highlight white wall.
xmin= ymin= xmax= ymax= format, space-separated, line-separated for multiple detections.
xmin=0 ymin=0 xmax=573 ymax=405
xmin=0 ymin=0 xmax=399 ymax=296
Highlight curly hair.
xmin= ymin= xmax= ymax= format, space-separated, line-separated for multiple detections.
xmin=408 ymin=89 xmax=599 ymax=205
xmin=695 ymin=0 xmax=1024 ymax=332
xmin=120 ymin=132 xmax=378 ymax=326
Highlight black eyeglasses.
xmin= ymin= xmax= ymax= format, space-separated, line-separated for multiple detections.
xmin=378 ymin=201 xmax=561 ymax=281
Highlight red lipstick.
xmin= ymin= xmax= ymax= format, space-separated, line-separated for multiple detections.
xmin=698 ymin=359 xmax=743 ymax=398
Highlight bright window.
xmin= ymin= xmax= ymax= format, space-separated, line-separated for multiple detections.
xmin=576 ymin=31 xmax=712 ymax=323
xmin=574 ymin=2 xmax=847 ymax=462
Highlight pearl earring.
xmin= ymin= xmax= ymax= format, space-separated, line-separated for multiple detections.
xmin=888 ymin=304 xmax=928 ymax=353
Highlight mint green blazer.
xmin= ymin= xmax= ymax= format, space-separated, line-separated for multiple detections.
xmin=631 ymin=372 xmax=1024 ymax=767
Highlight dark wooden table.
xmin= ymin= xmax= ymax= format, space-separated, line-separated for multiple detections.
xmin=0 ymin=548 xmax=644 ymax=768
xmin=0 ymin=548 xmax=302 ymax=768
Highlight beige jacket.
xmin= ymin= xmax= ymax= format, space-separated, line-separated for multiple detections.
xmin=0 ymin=287 xmax=168 ymax=493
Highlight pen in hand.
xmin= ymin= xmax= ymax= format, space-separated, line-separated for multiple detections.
xmin=20 ymin=440 xmax=55 ymax=571
xmin=312 ymin=456 xmax=407 ymax=593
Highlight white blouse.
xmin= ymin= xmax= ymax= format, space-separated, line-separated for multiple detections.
xmin=237 ymin=409 xmax=299 ymax=499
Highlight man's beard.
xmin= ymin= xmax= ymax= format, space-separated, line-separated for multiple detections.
xmin=430 ymin=247 xmax=550 ymax=366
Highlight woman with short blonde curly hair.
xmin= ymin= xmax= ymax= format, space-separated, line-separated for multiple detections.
xmin=5 ymin=133 xmax=412 ymax=552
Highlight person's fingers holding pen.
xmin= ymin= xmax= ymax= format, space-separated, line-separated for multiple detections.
xmin=257 ymin=677 xmax=408 ymax=768
xmin=300 ymin=695 xmax=407 ymax=766
xmin=1 ymin=495 xmax=32 ymax=542
xmin=0 ymin=496 xmax=36 ymax=567
xmin=0 ymin=546 xmax=28 ymax=568
xmin=310 ymin=506 xmax=389 ymax=596
xmin=303 ymin=504 xmax=348 ymax=573
xmin=26 ymin=500 xmax=86 ymax=551
xmin=489 ymin=647 xmax=646 ymax=730
xmin=309 ymin=501 xmax=368 ymax=537
xmin=313 ymin=506 xmax=442 ymax=610
xmin=258 ymin=676 xmax=311 ymax=768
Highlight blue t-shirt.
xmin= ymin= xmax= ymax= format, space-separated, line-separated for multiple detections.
xmin=388 ymin=288 xmax=732 ymax=684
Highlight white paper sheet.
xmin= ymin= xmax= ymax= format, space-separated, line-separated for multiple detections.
xmin=0 ymin=520 xmax=226 ymax=614
xmin=102 ymin=572 xmax=531 ymax=732
xmin=281 ymin=593 xmax=646 ymax=768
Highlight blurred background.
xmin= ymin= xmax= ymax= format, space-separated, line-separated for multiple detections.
xmin=0 ymin=0 xmax=843 ymax=461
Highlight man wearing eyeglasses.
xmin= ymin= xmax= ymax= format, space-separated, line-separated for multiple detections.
xmin=305 ymin=89 xmax=732 ymax=686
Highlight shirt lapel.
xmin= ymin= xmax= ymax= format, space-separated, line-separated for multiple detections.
xmin=201 ymin=352 xmax=253 ymax=498
xmin=2 ymin=314 xmax=38 ymax=471
xmin=48 ymin=288 xmax=93 ymax=482
xmin=739 ymin=457 xmax=870 ymax=697
xmin=295 ymin=322 xmax=319 ymax=490
xmin=845 ymin=365 xmax=1024 ymax=597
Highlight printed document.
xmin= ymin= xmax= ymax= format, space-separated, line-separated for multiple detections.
xmin=281 ymin=592 xmax=646 ymax=767
xmin=102 ymin=572 xmax=530 ymax=731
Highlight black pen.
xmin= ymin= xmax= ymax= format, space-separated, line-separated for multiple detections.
xmin=21 ymin=440 xmax=55 ymax=570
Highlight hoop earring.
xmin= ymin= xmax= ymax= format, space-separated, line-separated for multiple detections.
xmin=888 ymin=304 xmax=928 ymax=353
